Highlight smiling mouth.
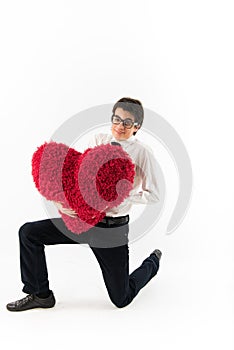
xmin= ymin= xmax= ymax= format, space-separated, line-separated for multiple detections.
xmin=114 ymin=129 xmax=124 ymax=134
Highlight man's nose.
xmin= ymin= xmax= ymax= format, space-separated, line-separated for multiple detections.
xmin=116 ymin=122 xmax=125 ymax=129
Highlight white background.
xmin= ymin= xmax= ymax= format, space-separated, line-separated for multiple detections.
xmin=0 ymin=1 xmax=233 ymax=349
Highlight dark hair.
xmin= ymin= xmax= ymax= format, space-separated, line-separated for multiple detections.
xmin=112 ymin=97 xmax=144 ymax=136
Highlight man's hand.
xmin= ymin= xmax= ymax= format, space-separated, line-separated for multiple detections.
xmin=91 ymin=206 xmax=109 ymax=219
xmin=53 ymin=201 xmax=77 ymax=218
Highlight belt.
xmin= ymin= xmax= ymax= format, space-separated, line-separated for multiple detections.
xmin=99 ymin=215 xmax=129 ymax=227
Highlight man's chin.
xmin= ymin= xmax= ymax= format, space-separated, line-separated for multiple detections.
xmin=113 ymin=132 xmax=126 ymax=141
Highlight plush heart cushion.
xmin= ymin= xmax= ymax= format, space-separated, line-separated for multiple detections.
xmin=32 ymin=141 xmax=135 ymax=234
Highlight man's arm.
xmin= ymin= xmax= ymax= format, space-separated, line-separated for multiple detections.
xmin=128 ymin=146 xmax=160 ymax=205
xmin=53 ymin=201 xmax=77 ymax=218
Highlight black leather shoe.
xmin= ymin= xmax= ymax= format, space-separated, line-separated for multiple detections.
xmin=6 ymin=292 xmax=56 ymax=312
xmin=151 ymin=249 xmax=162 ymax=261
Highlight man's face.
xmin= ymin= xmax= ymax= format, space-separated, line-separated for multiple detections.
xmin=111 ymin=107 xmax=140 ymax=141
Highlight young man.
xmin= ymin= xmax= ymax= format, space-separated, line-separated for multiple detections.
xmin=6 ymin=97 xmax=162 ymax=311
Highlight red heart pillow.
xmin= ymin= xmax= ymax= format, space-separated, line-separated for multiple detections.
xmin=32 ymin=141 xmax=135 ymax=234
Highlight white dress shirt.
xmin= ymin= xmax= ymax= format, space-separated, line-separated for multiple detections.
xmin=88 ymin=133 xmax=160 ymax=217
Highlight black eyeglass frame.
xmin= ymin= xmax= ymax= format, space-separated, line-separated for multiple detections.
xmin=111 ymin=114 xmax=139 ymax=129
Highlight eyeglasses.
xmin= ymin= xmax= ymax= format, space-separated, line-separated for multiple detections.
xmin=111 ymin=115 xmax=139 ymax=129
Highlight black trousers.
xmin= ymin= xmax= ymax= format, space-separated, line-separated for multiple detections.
xmin=19 ymin=218 xmax=160 ymax=308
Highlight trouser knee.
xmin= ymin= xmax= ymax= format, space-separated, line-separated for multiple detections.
xmin=18 ymin=222 xmax=34 ymax=242
xmin=110 ymin=295 xmax=130 ymax=309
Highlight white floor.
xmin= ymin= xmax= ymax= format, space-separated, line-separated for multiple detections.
xmin=1 ymin=216 xmax=233 ymax=350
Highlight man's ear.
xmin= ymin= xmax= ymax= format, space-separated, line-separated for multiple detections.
xmin=134 ymin=125 xmax=141 ymax=133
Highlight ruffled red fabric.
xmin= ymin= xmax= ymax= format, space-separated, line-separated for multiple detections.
xmin=32 ymin=141 xmax=135 ymax=234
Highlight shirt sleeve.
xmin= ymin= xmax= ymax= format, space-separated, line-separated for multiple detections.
xmin=87 ymin=133 xmax=110 ymax=148
xmin=128 ymin=146 xmax=160 ymax=205
xmin=87 ymin=134 xmax=98 ymax=148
